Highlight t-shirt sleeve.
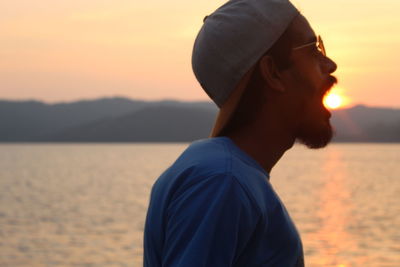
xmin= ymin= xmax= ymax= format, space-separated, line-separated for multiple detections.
xmin=162 ymin=173 xmax=259 ymax=267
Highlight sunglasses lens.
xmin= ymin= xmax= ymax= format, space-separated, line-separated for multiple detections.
xmin=318 ymin=36 xmax=326 ymax=56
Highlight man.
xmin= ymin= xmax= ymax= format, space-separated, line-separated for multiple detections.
xmin=144 ymin=0 xmax=337 ymax=266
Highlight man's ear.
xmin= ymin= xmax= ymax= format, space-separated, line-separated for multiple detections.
xmin=259 ymin=55 xmax=286 ymax=92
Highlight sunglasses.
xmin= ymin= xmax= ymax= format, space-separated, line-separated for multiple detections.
xmin=292 ymin=35 xmax=326 ymax=56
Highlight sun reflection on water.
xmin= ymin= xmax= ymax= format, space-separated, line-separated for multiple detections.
xmin=306 ymin=147 xmax=368 ymax=266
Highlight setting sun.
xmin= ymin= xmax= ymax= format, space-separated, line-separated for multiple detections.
xmin=323 ymin=87 xmax=350 ymax=109
xmin=324 ymin=93 xmax=342 ymax=109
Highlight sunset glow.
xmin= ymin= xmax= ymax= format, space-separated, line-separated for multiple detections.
xmin=324 ymin=93 xmax=343 ymax=109
xmin=323 ymin=86 xmax=351 ymax=109
xmin=0 ymin=0 xmax=399 ymax=107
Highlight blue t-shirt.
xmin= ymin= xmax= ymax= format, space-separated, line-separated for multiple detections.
xmin=144 ymin=137 xmax=304 ymax=267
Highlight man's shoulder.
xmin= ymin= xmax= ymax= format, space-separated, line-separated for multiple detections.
xmin=162 ymin=137 xmax=267 ymax=187
xmin=154 ymin=138 xmax=236 ymax=186
xmin=152 ymin=137 xmax=275 ymax=215
xmin=181 ymin=137 xmax=232 ymax=167
xmin=165 ymin=138 xmax=234 ymax=182
xmin=159 ymin=138 xmax=262 ymax=192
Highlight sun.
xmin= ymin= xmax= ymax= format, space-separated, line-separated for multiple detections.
xmin=323 ymin=86 xmax=351 ymax=109
xmin=324 ymin=93 xmax=343 ymax=109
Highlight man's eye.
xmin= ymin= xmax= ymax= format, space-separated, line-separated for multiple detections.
xmin=312 ymin=46 xmax=323 ymax=57
xmin=309 ymin=46 xmax=319 ymax=56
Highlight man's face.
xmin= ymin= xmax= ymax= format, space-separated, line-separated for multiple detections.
xmin=283 ymin=15 xmax=338 ymax=148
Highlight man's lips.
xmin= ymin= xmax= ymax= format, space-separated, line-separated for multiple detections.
xmin=322 ymin=75 xmax=338 ymax=97
xmin=321 ymin=76 xmax=337 ymax=119
xmin=326 ymin=109 xmax=332 ymax=119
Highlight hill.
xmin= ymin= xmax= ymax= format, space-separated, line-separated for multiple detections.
xmin=0 ymin=98 xmax=399 ymax=142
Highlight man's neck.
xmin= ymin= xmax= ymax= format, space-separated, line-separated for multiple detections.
xmin=226 ymin=118 xmax=295 ymax=174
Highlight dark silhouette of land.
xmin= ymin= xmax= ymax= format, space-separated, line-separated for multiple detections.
xmin=0 ymin=97 xmax=399 ymax=142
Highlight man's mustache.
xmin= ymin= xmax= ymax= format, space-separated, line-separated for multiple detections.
xmin=327 ymin=75 xmax=338 ymax=88
xmin=322 ymin=75 xmax=338 ymax=97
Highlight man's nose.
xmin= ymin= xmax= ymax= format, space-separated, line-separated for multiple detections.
xmin=322 ymin=56 xmax=337 ymax=74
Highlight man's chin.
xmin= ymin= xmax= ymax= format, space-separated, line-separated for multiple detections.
xmin=296 ymin=120 xmax=334 ymax=149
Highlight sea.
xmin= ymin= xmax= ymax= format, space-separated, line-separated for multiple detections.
xmin=0 ymin=143 xmax=399 ymax=267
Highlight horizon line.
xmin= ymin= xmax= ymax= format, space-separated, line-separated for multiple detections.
xmin=0 ymin=96 xmax=399 ymax=110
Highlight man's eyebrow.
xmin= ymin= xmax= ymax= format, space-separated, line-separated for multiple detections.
xmin=306 ymin=35 xmax=317 ymax=43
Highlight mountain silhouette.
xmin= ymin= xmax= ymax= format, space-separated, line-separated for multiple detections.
xmin=41 ymin=105 xmax=216 ymax=142
xmin=0 ymin=98 xmax=399 ymax=142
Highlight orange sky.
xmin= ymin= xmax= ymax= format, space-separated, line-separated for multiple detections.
xmin=0 ymin=0 xmax=399 ymax=108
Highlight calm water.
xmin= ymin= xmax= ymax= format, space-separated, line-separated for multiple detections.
xmin=0 ymin=143 xmax=399 ymax=267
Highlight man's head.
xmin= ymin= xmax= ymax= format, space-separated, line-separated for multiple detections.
xmin=284 ymin=15 xmax=338 ymax=148
xmin=192 ymin=0 xmax=337 ymax=149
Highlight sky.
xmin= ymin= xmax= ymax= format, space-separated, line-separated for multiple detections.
xmin=1 ymin=0 xmax=399 ymax=108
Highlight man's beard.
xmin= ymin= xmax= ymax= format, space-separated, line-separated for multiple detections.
xmin=294 ymin=75 xmax=337 ymax=149
xmin=295 ymin=111 xmax=334 ymax=149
